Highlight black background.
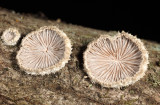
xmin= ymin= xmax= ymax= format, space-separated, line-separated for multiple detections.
xmin=0 ymin=1 xmax=159 ymax=42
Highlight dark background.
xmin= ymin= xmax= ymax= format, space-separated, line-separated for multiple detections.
xmin=0 ymin=1 xmax=159 ymax=42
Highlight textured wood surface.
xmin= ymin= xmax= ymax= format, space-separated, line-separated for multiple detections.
xmin=0 ymin=7 xmax=160 ymax=105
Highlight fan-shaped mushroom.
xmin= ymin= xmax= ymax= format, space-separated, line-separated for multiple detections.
xmin=1 ymin=28 xmax=20 ymax=46
xmin=84 ymin=31 xmax=149 ymax=88
xmin=16 ymin=26 xmax=72 ymax=75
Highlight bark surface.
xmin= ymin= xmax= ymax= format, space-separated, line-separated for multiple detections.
xmin=0 ymin=8 xmax=160 ymax=105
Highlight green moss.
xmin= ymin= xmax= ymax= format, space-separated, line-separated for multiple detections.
xmin=129 ymin=90 xmax=135 ymax=94
xmin=122 ymin=99 xmax=138 ymax=105
xmin=97 ymin=91 xmax=109 ymax=98
xmin=147 ymin=73 xmax=160 ymax=87
xmin=3 ymin=67 xmax=8 ymax=71
xmin=89 ymin=84 xmax=93 ymax=88
xmin=128 ymin=87 xmax=142 ymax=95
xmin=72 ymin=76 xmax=81 ymax=85
xmin=120 ymin=95 xmax=124 ymax=100
xmin=148 ymin=62 xmax=154 ymax=70
xmin=115 ymin=98 xmax=138 ymax=105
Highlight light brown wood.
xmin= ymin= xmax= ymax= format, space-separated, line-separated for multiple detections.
xmin=0 ymin=7 xmax=160 ymax=105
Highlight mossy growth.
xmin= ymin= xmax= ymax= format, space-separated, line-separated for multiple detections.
xmin=147 ymin=73 xmax=160 ymax=87
xmin=2 ymin=68 xmax=9 ymax=71
xmin=148 ymin=62 xmax=154 ymax=70
xmin=115 ymin=97 xmax=138 ymax=105
xmin=129 ymin=89 xmax=135 ymax=94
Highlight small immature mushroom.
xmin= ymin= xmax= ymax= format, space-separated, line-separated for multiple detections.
xmin=84 ymin=31 xmax=149 ymax=88
xmin=1 ymin=28 xmax=21 ymax=46
xmin=16 ymin=26 xmax=72 ymax=75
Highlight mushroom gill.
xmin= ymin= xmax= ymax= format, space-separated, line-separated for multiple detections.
xmin=1 ymin=28 xmax=20 ymax=46
xmin=84 ymin=31 xmax=149 ymax=88
xmin=16 ymin=26 xmax=72 ymax=75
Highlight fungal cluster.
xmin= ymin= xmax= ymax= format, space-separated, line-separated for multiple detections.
xmin=0 ymin=26 xmax=149 ymax=88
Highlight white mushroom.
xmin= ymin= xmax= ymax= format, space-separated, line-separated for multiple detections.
xmin=16 ymin=26 xmax=72 ymax=75
xmin=1 ymin=28 xmax=20 ymax=46
xmin=84 ymin=31 xmax=149 ymax=88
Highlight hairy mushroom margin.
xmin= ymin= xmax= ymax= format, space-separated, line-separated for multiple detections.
xmin=16 ymin=26 xmax=72 ymax=75
xmin=1 ymin=28 xmax=21 ymax=46
xmin=84 ymin=31 xmax=149 ymax=88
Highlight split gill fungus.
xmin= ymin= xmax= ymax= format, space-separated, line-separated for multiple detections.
xmin=84 ymin=31 xmax=149 ymax=88
xmin=16 ymin=26 xmax=72 ymax=75
xmin=1 ymin=28 xmax=21 ymax=46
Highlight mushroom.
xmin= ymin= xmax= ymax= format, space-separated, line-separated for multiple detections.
xmin=16 ymin=26 xmax=72 ymax=75
xmin=1 ymin=28 xmax=21 ymax=46
xmin=84 ymin=31 xmax=149 ymax=88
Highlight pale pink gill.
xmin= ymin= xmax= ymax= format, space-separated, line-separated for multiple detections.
xmin=86 ymin=36 xmax=142 ymax=82
xmin=18 ymin=29 xmax=65 ymax=69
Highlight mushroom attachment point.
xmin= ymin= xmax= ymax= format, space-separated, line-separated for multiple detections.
xmin=84 ymin=32 xmax=149 ymax=88
xmin=1 ymin=28 xmax=21 ymax=46
xmin=16 ymin=26 xmax=72 ymax=75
